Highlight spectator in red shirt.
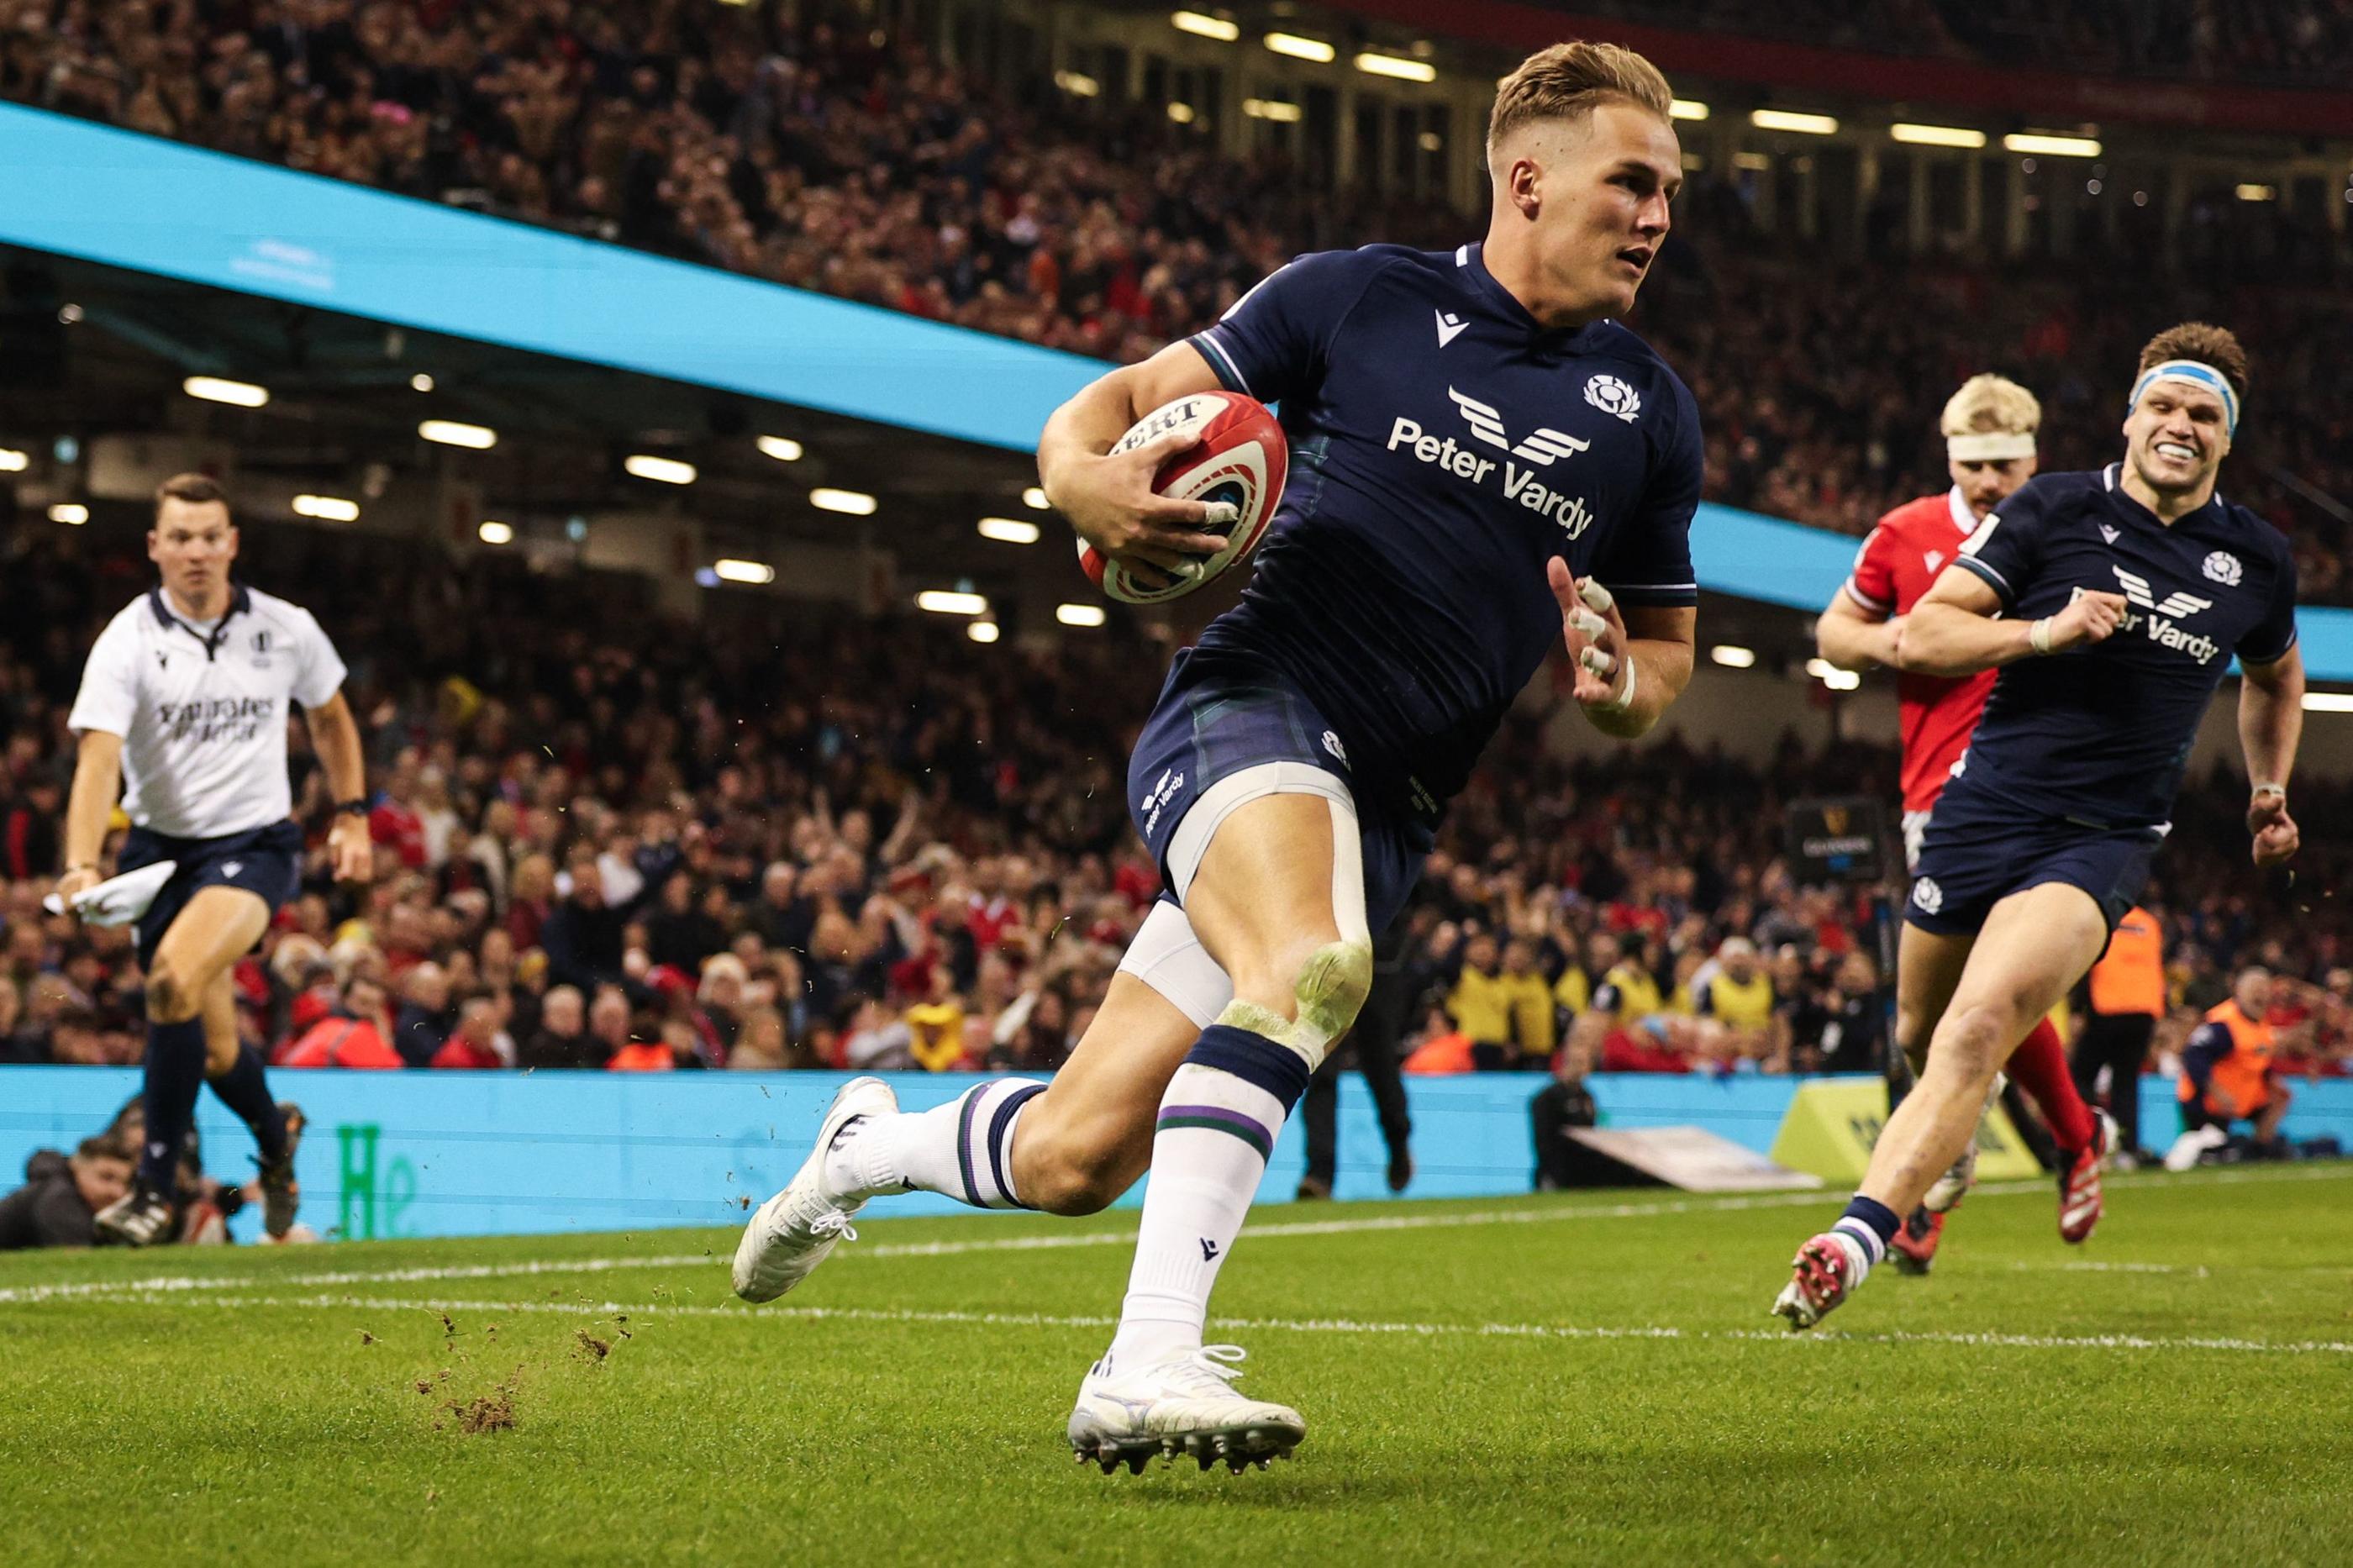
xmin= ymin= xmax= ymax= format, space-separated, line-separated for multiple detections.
xmin=280 ymin=976 xmax=404 ymax=1069
xmin=430 ymin=998 xmax=508 ymax=1070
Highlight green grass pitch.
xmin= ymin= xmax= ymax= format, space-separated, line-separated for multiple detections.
xmin=4 ymin=1164 xmax=2350 ymax=1565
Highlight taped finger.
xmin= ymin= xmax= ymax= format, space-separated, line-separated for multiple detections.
xmin=1578 ymin=578 xmax=1616 ymax=616
xmin=1569 ymin=608 xmax=1608 ymax=640
xmin=1578 ymin=645 xmax=1616 ymax=678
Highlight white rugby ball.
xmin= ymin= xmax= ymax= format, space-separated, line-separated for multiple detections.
xmin=1077 ymin=390 xmax=1287 ymax=605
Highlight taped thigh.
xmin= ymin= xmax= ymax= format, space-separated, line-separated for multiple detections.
xmin=1114 ymin=898 xmax=1233 ymax=1031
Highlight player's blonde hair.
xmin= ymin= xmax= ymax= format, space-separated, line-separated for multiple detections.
xmin=1939 ymin=374 xmax=2041 ymax=439
xmin=1487 ymin=41 xmax=1673 ymax=165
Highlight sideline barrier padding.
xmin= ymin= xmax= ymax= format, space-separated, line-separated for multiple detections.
xmin=3 ymin=1067 xmax=2345 ymax=1242
xmin=1769 ymin=1076 xmax=2040 ymax=1186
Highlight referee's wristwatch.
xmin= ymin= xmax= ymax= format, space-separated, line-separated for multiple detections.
xmin=334 ymin=798 xmax=370 ymax=818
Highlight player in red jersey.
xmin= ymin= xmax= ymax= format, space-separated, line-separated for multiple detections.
xmin=1816 ymin=375 xmax=2112 ymax=1268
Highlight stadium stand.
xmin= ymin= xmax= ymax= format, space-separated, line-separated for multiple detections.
xmin=3 ymin=528 xmax=2345 ymax=1116
xmin=3 ymin=2 xmax=2348 ymax=596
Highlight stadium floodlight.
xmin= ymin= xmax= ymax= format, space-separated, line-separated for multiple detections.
xmin=1751 ymin=109 xmax=1838 ymax=135
xmin=1805 ymin=657 xmax=1861 ymax=691
xmin=2302 ymin=692 xmax=2353 ymax=713
xmin=1890 ymin=122 xmax=1987 ymax=149
xmin=1023 ymin=487 xmax=1050 ymax=510
xmin=977 ymin=517 xmax=1041 ymax=545
xmin=476 ymin=520 xmax=514 ymax=545
xmin=1419 ymin=131 xmax=1444 ymax=151
xmin=1056 ymin=602 xmax=1109 ymax=629
xmin=1354 ymin=52 xmax=1434 ymax=82
xmin=624 ymin=454 xmax=697 ymax=485
xmin=967 ymin=621 xmax=1003 ymax=644
xmin=1669 ymin=99 xmax=1709 ymax=121
xmin=183 ymin=375 xmax=270 ymax=408
xmin=1264 ymin=32 xmax=1335 ymax=63
xmin=292 ymin=494 xmax=361 ymax=523
xmin=409 ymin=372 xmax=434 ymax=392
xmin=757 ymin=435 xmax=804 ymax=462
xmin=0 ymin=448 xmax=26 ymax=472
xmin=810 ymin=487 xmax=877 ymax=515
xmin=419 ymin=418 xmax=497 ymax=449
xmin=1709 ymin=645 xmax=1757 ymax=669
xmin=1054 ymin=71 xmax=1100 ymax=97
xmin=1167 ymin=102 xmax=1196 ymax=124
xmin=713 ymin=558 xmax=776 ymax=585
xmin=1244 ymin=98 xmax=1304 ymax=123
xmin=49 ymin=502 xmax=88 ymax=524
xmin=2235 ymin=183 xmax=2277 ymax=203
xmin=1171 ymin=10 xmax=1240 ymax=42
xmin=2003 ymin=131 xmax=2100 ymax=157
xmin=917 ymin=590 xmax=988 ymax=616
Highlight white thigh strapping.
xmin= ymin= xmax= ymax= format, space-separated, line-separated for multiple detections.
xmin=1163 ymin=760 xmax=1355 ymax=903
xmin=1114 ymin=898 xmax=1232 ymax=1030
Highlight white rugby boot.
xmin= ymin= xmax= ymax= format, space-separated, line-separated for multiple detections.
xmin=1921 ymin=1139 xmax=1978 ymax=1214
xmin=732 ymin=1076 xmax=898 ymax=1302
xmin=1067 ymin=1344 xmax=1307 ymax=1474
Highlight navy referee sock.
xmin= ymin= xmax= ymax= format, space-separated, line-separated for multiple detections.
xmin=208 ymin=1044 xmax=289 ymax=1165
xmin=138 ymin=1018 xmax=208 ymax=1192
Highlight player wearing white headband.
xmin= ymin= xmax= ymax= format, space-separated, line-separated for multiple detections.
xmin=1816 ymin=374 xmax=2112 ymax=1273
xmin=1777 ymin=323 xmax=2304 ymax=1329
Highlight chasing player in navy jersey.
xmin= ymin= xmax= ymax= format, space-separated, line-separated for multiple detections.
xmin=56 ymin=475 xmax=372 ymax=1244
xmin=1774 ymin=324 xmax=2303 ymax=1329
xmin=733 ymin=41 xmax=1703 ymax=1467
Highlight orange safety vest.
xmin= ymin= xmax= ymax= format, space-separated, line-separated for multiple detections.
xmin=2177 ymin=999 xmax=2272 ymax=1113
xmin=2090 ymin=907 xmax=2166 ymax=1018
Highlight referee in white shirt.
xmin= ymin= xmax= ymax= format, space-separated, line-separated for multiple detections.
xmin=55 ymin=474 xmax=372 ymax=1244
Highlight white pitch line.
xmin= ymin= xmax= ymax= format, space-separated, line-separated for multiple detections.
xmin=6 ymin=1161 xmax=2345 ymax=1307
xmin=57 ymin=1290 xmax=2353 ymax=1359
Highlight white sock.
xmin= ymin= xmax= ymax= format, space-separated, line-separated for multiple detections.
xmin=827 ymin=1080 xmax=1045 ymax=1208
xmin=1108 ymin=1046 xmax=1299 ymax=1370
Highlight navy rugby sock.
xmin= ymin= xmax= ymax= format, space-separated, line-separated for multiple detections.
xmin=138 ymin=1018 xmax=208 ymax=1192
xmin=208 ymin=1044 xmax=289 ymax=1165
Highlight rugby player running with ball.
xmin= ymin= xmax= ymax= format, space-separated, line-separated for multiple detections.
xmin=734 ymin=40 xmax=1707 ymax=1469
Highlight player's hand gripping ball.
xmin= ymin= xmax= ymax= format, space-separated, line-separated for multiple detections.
xmin=1078 ymin=392 xmax=1287 ymax=604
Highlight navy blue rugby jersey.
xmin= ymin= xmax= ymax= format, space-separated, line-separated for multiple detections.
xmin=1948 ymin=464 xmax=2298 ymax=829
xmin=1183 ymin=241 xmax=1702 ymax=808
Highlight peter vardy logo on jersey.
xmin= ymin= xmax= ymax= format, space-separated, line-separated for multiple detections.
xmin=2082 ymin=568 xmax=2222 ymax=664
xmin=1584 ymin=374 xmax=1642 ymax=423
xmin=1385 ymin=388 xmax=1596 ymax=538
xmin=2203 ymin=550 xmax=2243 ymax=586
xmin=1142 ymin=767 xmax=1185 ymax=836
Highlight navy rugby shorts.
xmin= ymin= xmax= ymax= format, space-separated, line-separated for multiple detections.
xmin=117 ymin=818 xmax=306 ymax=968
xmin=1904 ymin=781 xmax=2159 ymax=941
xmin=1127 ymin=648 xmax=1433 ymax=939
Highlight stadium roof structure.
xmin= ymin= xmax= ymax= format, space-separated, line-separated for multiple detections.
xmin=5 ymin=103 xmax=2348 ymax=677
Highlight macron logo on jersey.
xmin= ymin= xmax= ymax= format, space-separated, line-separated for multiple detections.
xmin=1434 ymin=309 xmax=1469 ymax=347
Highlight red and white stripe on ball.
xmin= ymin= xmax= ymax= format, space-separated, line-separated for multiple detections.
xmin=1077 ymin=389 xmax=1287 ymax=606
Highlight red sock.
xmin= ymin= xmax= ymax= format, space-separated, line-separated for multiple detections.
xmin=2008 ymin=1017 xmax=2095 ymax=1154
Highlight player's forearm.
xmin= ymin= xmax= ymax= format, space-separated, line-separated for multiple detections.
xmin=1899 ymin=601 xmax=2035 ymax=677
xmin=1814 ymin=606 xmax=1899 ymax=672
xmin=2239 ymin=664 xmax=2303 ymax=792
xmin=308 ymin=706 xmax=368 ymax=804
xmin=1037 ymin=371 xmax=1143 ymax=504
xmin=61 ymin=743 xmax=122 ymax=871
xmin=1584 ymin=637 xmax=1692 ymax=739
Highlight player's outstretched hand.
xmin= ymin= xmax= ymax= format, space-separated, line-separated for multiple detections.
xmin=2046 ymin=589 xmax=2128 ymax=651
xmin=2248 ymin=790 xmax=2300 ymax=868
xmin=1549 ymin=558 xmax=1629 ymax=708
xmin=1050 ymin=428 xmax=1234 ymax=587
xmin=327 ymin=813 xmax=374 ymax=885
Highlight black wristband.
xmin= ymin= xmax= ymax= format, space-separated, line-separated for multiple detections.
xmin=334 ymin=798 xmax=369 ymax=818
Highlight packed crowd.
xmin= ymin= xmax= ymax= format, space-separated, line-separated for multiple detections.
xmin=5 ymin=3 xmax=2350 ymax=599
xmin=3 ymin=527 xmax=2347 ymax=1101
